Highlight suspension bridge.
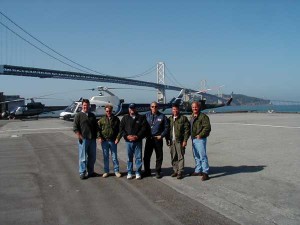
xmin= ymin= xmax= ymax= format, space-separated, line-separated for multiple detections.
xmin=0 ymin=11 xmax=205 ymax=105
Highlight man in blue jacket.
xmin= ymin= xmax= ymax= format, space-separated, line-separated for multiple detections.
xmin=143 ymin=101 xmax=169 ymax=178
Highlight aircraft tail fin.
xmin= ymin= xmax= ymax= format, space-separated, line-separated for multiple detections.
xmin=226 ymin=92 xmax=233 ymax=106
xmin=169 ymin=89 xmax=184 ymax=105
xmin=161 ymin=89 xmax=184 ymax=111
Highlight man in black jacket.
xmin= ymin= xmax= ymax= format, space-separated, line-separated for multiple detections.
xmin=73 ymin=99 xmax=98 ymax=180
xmin=118 ymin=103 xmax=149 ymax=180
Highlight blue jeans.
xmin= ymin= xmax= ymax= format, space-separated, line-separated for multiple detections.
xmin=192 ymin=138 xmax=209 ymax=174
xmin=101 ymin=141 xmax=119 ymax=173
xmin=126 ymin=141 xmax=142 ymax=176
xmin=78 ymin=138 xmax=96 ymax=175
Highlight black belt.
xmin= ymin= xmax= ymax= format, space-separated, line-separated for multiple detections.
xmin=171 ymin=140 xmax=182 ymax=143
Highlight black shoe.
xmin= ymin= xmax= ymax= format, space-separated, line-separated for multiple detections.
xmin=88 ymin=172 xmax=100 ymax=178
xmin=171 ymin=172 xmax=177 ymax=177
xmin=142 ymin=171 xmax=152 ymax=178
xmin=177 ymin=173 xmax=183 ymax=179
xmin=155 ymin=172 xmax=162 ymax=179
xmin=80 ymin=173 xmax=87 ymax=180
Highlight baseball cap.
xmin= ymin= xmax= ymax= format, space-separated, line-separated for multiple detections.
xmin=128 ymin=103 xmax=136 ymax=109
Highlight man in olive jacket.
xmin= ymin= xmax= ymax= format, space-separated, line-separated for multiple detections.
xmin=167 ymin=103 xmax=190 ymax=179
xmin=190 ymin=101 xmax=211 ymax=181
xmin=73 ymin=99 xmax=98 ymax=180
xmin=97 ymin=105 xmax=121 ymax=178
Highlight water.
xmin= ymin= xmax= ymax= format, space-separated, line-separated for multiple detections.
xmin=207 ymin=104 xmax=300 ymax=113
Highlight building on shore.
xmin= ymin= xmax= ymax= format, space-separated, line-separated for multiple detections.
xmin=0 ymin=92 xmax=25 ymax=114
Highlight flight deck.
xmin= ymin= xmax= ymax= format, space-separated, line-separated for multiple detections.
xmin=0 ymin=113 xmax=299 ymax=225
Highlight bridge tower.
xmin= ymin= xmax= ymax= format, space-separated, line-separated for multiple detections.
xmin=217 ymin=87 xmax=223 ymax=104
xmin=199 ymin=79 xmax=207 ymax=100
xmin=157 ymin=62 xmax=166 ymax=103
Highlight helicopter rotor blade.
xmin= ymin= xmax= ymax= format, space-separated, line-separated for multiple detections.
xmin=0 ymin=98 xmax=25 ymax=104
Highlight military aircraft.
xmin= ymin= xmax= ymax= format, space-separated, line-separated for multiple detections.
xmin=59 ymin=86 xmax=184 ymax=120
xmin=181 ymin=94 xmax=233 ymax=112
xmin=0 ymin=98 xmax=67 ymax=119
xmin=180 ymin=87 xmax=233 ymax=112
xmin=59 ymin=86 xmax=232 ymax=120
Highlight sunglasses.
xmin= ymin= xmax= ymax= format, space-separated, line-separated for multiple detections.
xmin=151 ymin=106 xmax=158 ymax=108
xmin=106 ymin=110 xmax=112 ymax=113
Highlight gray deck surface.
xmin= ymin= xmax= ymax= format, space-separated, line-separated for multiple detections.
xmin=0 ymin=113 xmax=299 ymax=225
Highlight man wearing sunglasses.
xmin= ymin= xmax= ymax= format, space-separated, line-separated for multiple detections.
xmin=143 ymin=102 xmax=169 ymax=179
xmin=97 ymin=104 xmax=121 ymax=178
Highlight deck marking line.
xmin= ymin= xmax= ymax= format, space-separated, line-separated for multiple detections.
xmin=213 ymin=122 xmax=300 ymax=129
xmin=0 ymin=127 xmax=72 ymax=133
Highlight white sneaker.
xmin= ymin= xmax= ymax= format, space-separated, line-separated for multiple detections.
xmin=135 ymin=174 xmax=141 ymax=180
xmin=115 ymin=172 xmax=122 ymax=178
xmin=127 ymin=174 xmax=133 ymax=179
xmin=102 ymin=173 xmax=109 ymax=178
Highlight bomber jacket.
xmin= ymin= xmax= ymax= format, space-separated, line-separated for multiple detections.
xmin=145 ymin=111 xmax=169 ymax=138
xmin=190 ymin=112 xmax=211 ymax=139
xmin=73 ymin=112 xmax=98 ymax=139
xmin=97 ymin=114 xmax=120 ymax=141
xmin=168 ymin=114 xmax=190 ymax=142
xmin=118 ymin=113 xmax=149 ymax=142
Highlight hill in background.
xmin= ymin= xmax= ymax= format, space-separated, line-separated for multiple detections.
xmin=221 ymin=94 xmax=270 ymax=106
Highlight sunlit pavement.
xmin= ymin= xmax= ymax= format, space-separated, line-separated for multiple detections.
xmin=1 ymin=113 xmax=300 ymax=225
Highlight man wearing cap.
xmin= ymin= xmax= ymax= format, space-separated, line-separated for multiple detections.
xmin=167 ymin=103 xmax=190 ymax=179
xmin=190 ymin=101 xmax=211 ymax=181
xmin=143 ymin=101 xmax=169 ymax=179
xmin=118 ymin=103 xmax=149 ymax=180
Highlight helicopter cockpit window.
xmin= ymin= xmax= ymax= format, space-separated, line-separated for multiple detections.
xmin=76 ymin=106 xmax=82 ymax=112
xmin=65 ymin=102 xmax=77 ymax=112
xmin=16 ymin=106 xmax=26 ymax=112
xmin=90 ymin=104 xmax=96 ymax=112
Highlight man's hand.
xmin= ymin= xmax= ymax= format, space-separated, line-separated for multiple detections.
xmin=76 ymin=132 xmax=82 ymax=140
xmin=154 ymin=135 xmax=162 ymax=140
xmin=127 ymin=135 xmax=138 ymax=141
xmin=166 ymin=140 xmax=171 ymax=146
xmin=182 ymin=141 xmax=187 ymax=148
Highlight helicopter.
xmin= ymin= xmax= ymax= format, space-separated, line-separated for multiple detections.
xmin=180 ymin=87 xmax=233 ymax=113
xmin=59 ymin=86 xmax=232 ymax=120
xmin=0 ymin=97 xmax=67 ymax=119
xmin=180 ymin=93 xmax=233 ymax=112
xmin=59 ymin=86 xmax=184 ymax=120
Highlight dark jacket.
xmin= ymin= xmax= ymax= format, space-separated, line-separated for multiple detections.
xmin=190 ymin=112 xmax=211 ymax=138
xmin=145 ymin=111 xmax=169 ymax=138
xmin=118 ymin=113 xmax=148 ymax=142
xmin=168 ymin=114 xmax=190 ymax=142
xmin=73 ymin=112 xmax=98 ymax=139
xmin=97 ymin=114 xmax=120 ymax=141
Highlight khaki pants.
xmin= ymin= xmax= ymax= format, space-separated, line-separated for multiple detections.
xmin=170 ymin=141 xmax=185 ymax=174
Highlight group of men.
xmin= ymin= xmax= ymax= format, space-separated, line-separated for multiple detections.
xmin=73 ymin=98 xmax=211 ymax=182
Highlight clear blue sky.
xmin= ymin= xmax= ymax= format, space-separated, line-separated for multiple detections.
xmin=1 ymin=0 xmax=300 ymax=105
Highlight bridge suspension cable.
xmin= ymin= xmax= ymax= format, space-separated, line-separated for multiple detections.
xmin=0 ymin=11 xmax=106 ymax=75
xmin=0 ymin=11 xmax=158 ymax=80
xmin=165 ymin=64 xmax=185 ymax=88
